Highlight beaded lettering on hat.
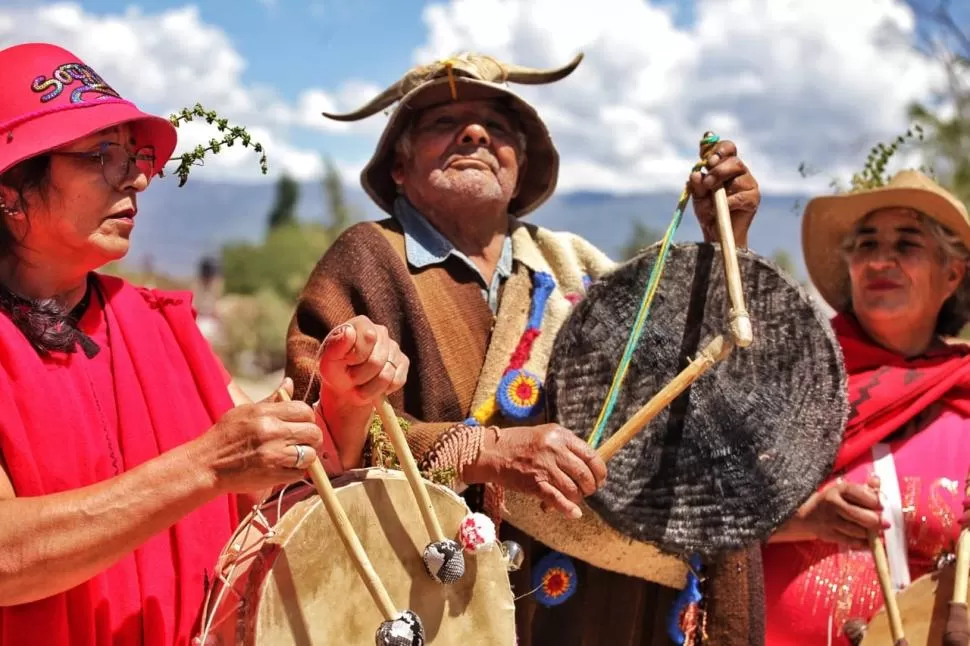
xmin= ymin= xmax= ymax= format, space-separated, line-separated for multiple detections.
xmin=1 ymin=58 xmax=133 ymax=144
xmin=31 ymin=63 xmax=121 ymax=104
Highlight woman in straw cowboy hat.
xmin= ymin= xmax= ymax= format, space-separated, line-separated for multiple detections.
xmin=0 ymin=43 xmax=409 ymax=646
xmin=761 ymin=169 xmax=970 ymax=644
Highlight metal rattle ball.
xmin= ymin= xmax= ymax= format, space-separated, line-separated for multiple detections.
xmin=422 ymin=539 xmax=465 ymax=584
xmin=501 ymin=540 xmax=525 ymax=572
xmin=375 ymin=609 xmax=425 ymax=646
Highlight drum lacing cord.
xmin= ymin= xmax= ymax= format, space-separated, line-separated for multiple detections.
xmin=195 ymin=480 xmax=305 ymax=643
xmin=586 ymin=132 xmax=721 ymax=449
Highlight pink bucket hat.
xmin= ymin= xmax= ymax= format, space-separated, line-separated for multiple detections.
xmin=0 ymin=43 xmax=177 ymax=176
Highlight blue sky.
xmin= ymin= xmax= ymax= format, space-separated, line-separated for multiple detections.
xmin=67 ymin=0 xmax=697 ymax=96
xmin=0 ymin=0 xmax=964 ymax=194
xmin=84 ymin=0 xmax=430 ymax=91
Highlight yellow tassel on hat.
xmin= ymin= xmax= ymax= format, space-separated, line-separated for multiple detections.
xmin=443 ymin=59 xmax=458 ymax=101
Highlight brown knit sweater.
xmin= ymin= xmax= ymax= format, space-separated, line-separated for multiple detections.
xmin=286 ymin=216 xmax=765 ymax=646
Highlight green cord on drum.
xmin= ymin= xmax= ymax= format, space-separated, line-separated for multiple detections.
xmin=586 ymin=132 xmax=721 ymax=449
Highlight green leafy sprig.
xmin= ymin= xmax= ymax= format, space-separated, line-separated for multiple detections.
xmin=841 ymin=124 xmax=933 ymax=193
xmin=161 ymin=103 xmax=268 ymax=187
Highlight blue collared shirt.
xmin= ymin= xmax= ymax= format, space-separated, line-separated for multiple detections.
xmin=393 ymin=197 xmax=513 ymax=314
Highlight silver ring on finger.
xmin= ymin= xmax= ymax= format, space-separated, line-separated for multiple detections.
xmin=386 ymin=358 xmax=398 ymax=370
xmin=293 ymin=444 xmax=307 ymax=469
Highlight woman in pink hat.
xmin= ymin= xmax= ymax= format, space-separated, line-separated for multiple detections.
xmin=0 ymin=43 xmax=410 ymax=646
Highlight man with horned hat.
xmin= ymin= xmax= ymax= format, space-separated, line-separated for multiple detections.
xmin=286 ymin=52 xmax=765 ymax=645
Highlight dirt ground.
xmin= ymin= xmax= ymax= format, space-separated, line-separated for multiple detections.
xmin=232 ymin=370 xmax=285 ymax=402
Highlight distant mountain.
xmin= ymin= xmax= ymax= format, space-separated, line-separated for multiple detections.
xmin=128 ymin=179 xmax=812 ymax=280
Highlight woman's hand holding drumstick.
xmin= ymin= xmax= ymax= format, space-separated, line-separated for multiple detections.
xmin=945 ymin=469 xmax=970 ymax=646
xmin=276 ymin=386 xmax=425 ymax=646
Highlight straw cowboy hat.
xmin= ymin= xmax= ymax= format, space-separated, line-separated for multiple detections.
xmin=802 ymin=169 xmax=970 ymax=311
xmin=321 ymin=52 xmax=584 ymax=217
xmin=0 ymin=43 xmax=176 ymax=176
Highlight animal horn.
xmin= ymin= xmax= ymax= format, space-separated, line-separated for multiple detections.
xmin=502 ymin=52 xmax=584 ymax=85
xmin=321 ymin=79 xmax=405 ymax=122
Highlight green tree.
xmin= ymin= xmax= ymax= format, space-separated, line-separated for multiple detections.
xmin=322 ymin=157 xmax=354 ymax=237
xmin=620 ymin=221 xmax=662 ymax=261
xmin=221 ymin=222 xmax=333 ymax=303
xmin=217 ymin=287 xmax=295 ymax=376
xmin=902 ymin=0 xmax=970 ymax=202
xmin=796 ymin=3 xmax=967 ymax=201
xmin=267 ymin=173 xmax=300 ymax=230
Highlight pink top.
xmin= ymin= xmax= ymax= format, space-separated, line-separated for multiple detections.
xmin=0 ymin=276 xmax=239 ymax=646
xmin=762 ymin=405 xmax=968 ymax=645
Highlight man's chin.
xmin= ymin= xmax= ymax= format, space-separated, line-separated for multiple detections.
xmin=431 ymin=178 xmax=508 ymax=204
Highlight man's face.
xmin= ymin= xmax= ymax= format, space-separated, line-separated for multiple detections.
xmin=391 ymin=99 xmax=525 ymax=215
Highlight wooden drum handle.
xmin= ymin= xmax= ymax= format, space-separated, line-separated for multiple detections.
xmin=597 ymin=334 xmax=734 ymax=461
xmin=953 ymin=467 xmax=970 ymax=605
xmin=712 ymin=186 xmax=753 ymax=348
xmin=870 ymin=531 xmax=907 ymax=642
xmin=375 ymin=399 xmax=447 ymax=544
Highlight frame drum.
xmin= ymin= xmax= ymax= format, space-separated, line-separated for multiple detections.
xmin=502 ymin=242 xmax=847 ymax=586
xmin=861 ymin=563 xmax=956 ymax=646
xmin=196 ymin=468 xmax=516 ymax=645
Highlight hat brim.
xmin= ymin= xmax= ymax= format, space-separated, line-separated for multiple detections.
xmin=802 ymin=186 xmax=970 ymax=312
xmin=1 ymin=101 xmax=177 ymax=178
xmin=360 ymin=77 xmax=559 ymax=217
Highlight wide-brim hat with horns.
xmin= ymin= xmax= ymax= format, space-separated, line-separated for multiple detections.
xmin=802 ymin=169 xmax=970 ymax=312
xmin=322 ymin=52 xmax=584 ymax=217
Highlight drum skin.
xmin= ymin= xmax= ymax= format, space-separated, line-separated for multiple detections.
xmin=197 ymin=468 xmax=516 ymax=645
xmin=861 ymin=563 xmax=955 ymax=646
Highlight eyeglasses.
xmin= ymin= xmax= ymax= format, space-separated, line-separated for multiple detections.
xmin=51 ymin=142 xmax=157 ymax=190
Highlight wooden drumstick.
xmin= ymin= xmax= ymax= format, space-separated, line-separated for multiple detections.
xmin=375 ymin=398 xmax=465 ymax=584
xmin=870 ymin=530 xmax=908 ymax=645
xmin=944 ymin=468 xmax=970 ymax=646
xmin=953 ymin=469 xmax=970 ymax=604
xmin=597 ymin=334 xmax=735 ymax=461
xmin=712 ymin=185 xmax=754 ymax=348
xmin=276 ymin=387 xmax=398 ymax=621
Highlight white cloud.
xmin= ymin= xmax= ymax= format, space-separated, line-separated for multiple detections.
xmin=0 ymin=0 xmax=955 ymax=196
xmin=415 ymin=0 xmax=947 ymax=194
xmin=169 ymin=120 xmax=326 ymax=182
xmin=294 ymin=82 xmax=390 ymax=136
xmin=0 ymin=2 xmax=372 ymax=181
